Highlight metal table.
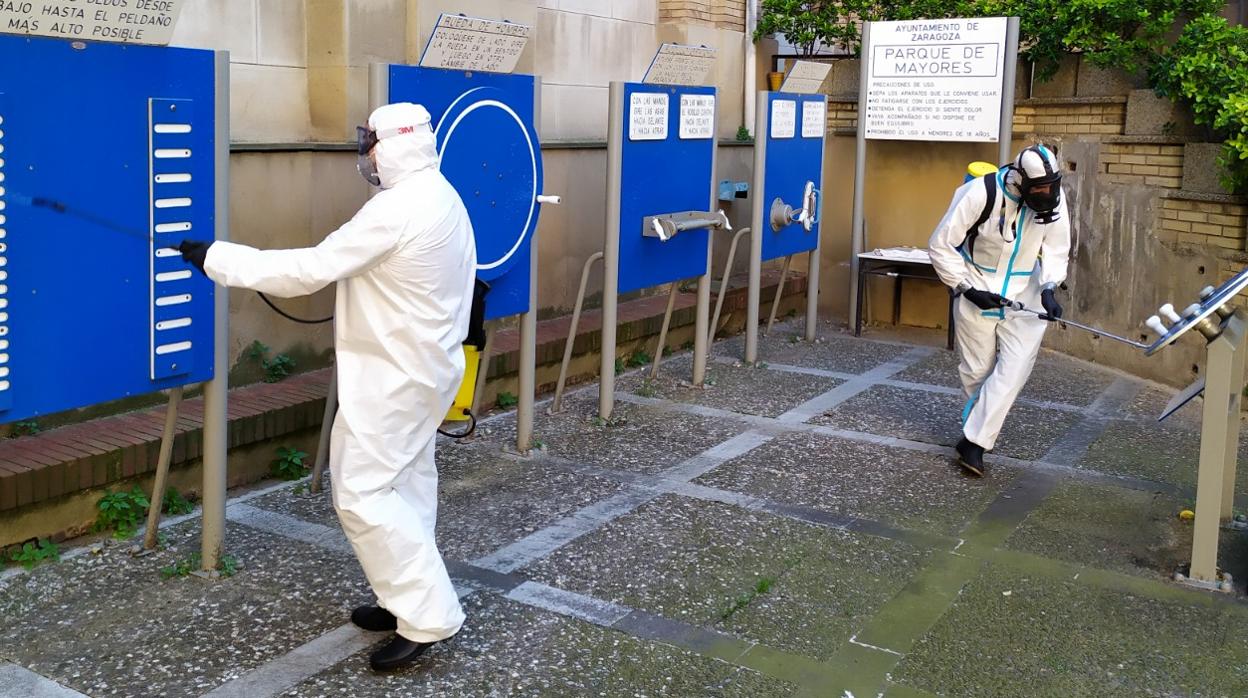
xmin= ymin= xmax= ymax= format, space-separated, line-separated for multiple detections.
xmin=854 ymin=250 xmax=955 ymax=351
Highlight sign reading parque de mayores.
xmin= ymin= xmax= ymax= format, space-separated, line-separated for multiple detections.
xmin=864 ymin=17 xmax=1008 ymax=143
xmin=0 ymin=0 xmax=184 ymax=45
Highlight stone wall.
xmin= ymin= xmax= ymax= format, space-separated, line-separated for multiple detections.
xmin=659 ymin=0 xmax=746 ymax=31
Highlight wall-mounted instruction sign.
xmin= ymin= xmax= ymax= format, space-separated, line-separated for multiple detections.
xmin=780 ymin=61 xmax=832 ymax=94
xmin=0 ymin=0 xmax=185 ymax=45
xmin=679 ymin=94 xmax=715 ymax=139
xmin=864 ymin=17 xmax=1007 ymax=142
xmin=629 ymin=92 xmax=669 ymax=141
xmin=801 ymin=100 xmax=826 ymax=138
xmin=770 ymin=99 xmax=796 ymax=139
xmin=642 ymin=43 xmax=716 ymax=86
xmin=419 ymin=13 xmax=530 ymax=74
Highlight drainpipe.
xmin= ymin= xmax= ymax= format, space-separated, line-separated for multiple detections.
xmin=745 ymin=0 xmax=758 ymax=136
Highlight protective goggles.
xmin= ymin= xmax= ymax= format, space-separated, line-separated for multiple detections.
xmin=355 ymin=123 xmax=422 ymax=155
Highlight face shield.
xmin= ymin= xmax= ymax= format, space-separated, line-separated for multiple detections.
xmin=356 ymin=125 xmax=382 ymax=187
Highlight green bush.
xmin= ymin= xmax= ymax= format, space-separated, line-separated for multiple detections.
xmin=271 ymin=446 xmax=309 ymax=481
xmin=7 ymin=538 xmax=59 ymax=569
xmin=1151 ymin=15 xmax=1248 ymax=192
xmin=95 ymin=487 xmax=150 ymax=539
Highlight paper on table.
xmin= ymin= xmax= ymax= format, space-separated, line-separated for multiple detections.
xmin=865 ymin=247 xmax=931 ymax=262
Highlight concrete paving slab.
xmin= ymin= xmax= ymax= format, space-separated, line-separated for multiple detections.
xmin=694 ymin=431 xmax=1020 ymax=537
xmin=279 ymin=594 xmax=795 ymax=697
xmin=1080 ymin=419 xmax=1248 ymax=495
xmin=813 ymin=385 xmax=1083 ymax=461
xmin=893 ymin=348 xmax=1117 ymax=408
xmin=1005 ymin=481 xmax=1248 ymax=586
xmin=713 ymin=330 xmax=916 ymax=375
xmin=519 ymin=494 xmax=930 ymax=661
xmin=1120 ymin=384 xmax=1203 ymax=426
xmin=0 ymin=522 xmax=372 ymax=698
xmin=484 ymin=392 xmax=747 ymax=475
xmin=616 ymin=355 xmax=844 ymax=419
xmin=892 ymin=562 xmax=1248 ymax=697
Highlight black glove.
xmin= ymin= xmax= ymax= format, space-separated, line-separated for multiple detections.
xmin=1040 ymin=287 xmax=1063 ymax=321
xmin=178 ymin=240 xmax=211 ymax=274
xmin=961 ymin=287 xmax=1006 ymax=311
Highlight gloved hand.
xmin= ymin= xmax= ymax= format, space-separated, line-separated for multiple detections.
xmin=178 ymin=240 xmax=211 ymax=274
xmin=961 ymin=287 xmax=1007 ymax=311
xmin=1040 ymin=287 xmax=1063 ymax=321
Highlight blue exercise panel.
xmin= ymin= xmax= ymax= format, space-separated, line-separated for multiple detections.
xmin=0 ymin=35 xmax=218 ymax=423
xmin=760 ymin=92 xmax=825 ymax=263
xmin=387 ymin=65 xmax=542 ymax=321
xmin=618 ymin=83 xmax=716 ymax=295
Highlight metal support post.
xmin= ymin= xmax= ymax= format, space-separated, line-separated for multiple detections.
xmin=517 ymin=229 xmax=539 ymax=452
xmin=600 ymin=82 xmax=625 ymax=419
xmin=201 ymin=50 xmax=231 ymax=573
xmin=848 ymin=22 xmax=871 ymax=332
xmin=1189 ymin=310 xmax=1247 ymax=584
xmin=142 ymin=386 xmax=184 ymax=550
xmin=766 ymin=255 xmax=792 ymax=335
xmin=309 ymin=367 xmax=337 ymax=494
xmin=552 ymin=252 xmax=604 ymax=413
xmin=651 ymin=283 xmax=679 ymax=380
xmin=471 ymin=326 xmax=496 ymax=418
xmin=998 ymin=17 xmax=1020 ymax=167
xmin=745 ymin=90 xmax=768 ymax=364
xmin=710 ymin=227 xmax=750 ymax=345
xmin=692 ymin=110 xmax=718 ymax=386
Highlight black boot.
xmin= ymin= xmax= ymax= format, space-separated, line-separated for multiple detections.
xmin=351 ymin=605 xmax=397 ymax=632
xmin=369 ymin=634 xmax=436 ymax=671
xmin=956 ymin=437 xmax=986 ymax=477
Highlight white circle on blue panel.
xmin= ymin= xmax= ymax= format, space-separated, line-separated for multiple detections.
xmin=436 ymin=90 xmax=537 ymax=281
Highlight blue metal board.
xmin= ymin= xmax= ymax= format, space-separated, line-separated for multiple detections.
xmin=761 ymin=92 xmax=825 ymax=262
xmin=0 ymin=36 xmax=217 ymax=423
xmin=618 ymin=83 xmax=716 ymax=294
xmin=387 ymin=65 xmax=542 ymax=321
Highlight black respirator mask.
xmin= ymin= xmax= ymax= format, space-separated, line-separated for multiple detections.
xmin=1014 ymin=145 xmax=1063 ymax=224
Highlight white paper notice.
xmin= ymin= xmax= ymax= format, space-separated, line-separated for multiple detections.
xmin=864 ymin=17 xmax=1009 ymax=142
xmin=419 ymin=14 xmax=531 ymax=74
xmin=801 ymin=100 xmax=826 ymax=138
xmin=629 ymin=93 xmax=670 ymax=141
xmin=0 ymin=0 xmax=186 ymax=45
xmin=679 ymin=95 xmax=715 ymax=139
xmin=771 ymin=100 xmax=796 ymax=139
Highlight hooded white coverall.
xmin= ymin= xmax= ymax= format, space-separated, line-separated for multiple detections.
xmin=927 ymin=164 xmax=1071 ymax=451
xmin=203 ymin=103 xmax=473 ymax=643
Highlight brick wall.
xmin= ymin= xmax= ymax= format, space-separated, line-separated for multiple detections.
xmin=659 ymin=0 xmax=745 ymax=31
xmin=828 ymin=100 xmax=857 ymax=131
xmin=1102 ymin=144 xmax=1185 ymax=188
xmin=1159 ymin=198 xmax=1248 ymax=250
xmin=1012 ymin=101 xmax=1125 ymax=137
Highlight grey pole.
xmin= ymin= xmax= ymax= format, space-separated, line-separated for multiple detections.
xmin=309 ymin=368 xmax=336 ymax=493
xmin=847 ymin=22 xmax=872 ymax=332
xmin=201 ymin=50 xmax=231 ymax=573
xmin=600 ymin=82 xmax=625 ymax=419
xmin=516 ymin=77 xmax=543 ymax=452
xmin=692 ymin=90 xmax=718 ymax=385
xmin=806 ymin=95 xmax=828 ymax=342
xmin=998 ymin=17 xmax=1021 ymax=166
xmin=745 ymin=90 xmax=768 ymax=364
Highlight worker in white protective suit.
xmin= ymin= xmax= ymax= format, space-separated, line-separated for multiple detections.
xmin=178 ymin=102 xmax=474 ymax=671
xmin=927 ymin=145 xmax=1071 ymax=476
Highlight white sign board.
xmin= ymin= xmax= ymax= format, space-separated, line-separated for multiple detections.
xmin=864 ymin=17 xmax=1008 ymax=142
xmin=679 ymin=94 xmax=715 ymax=140
xmin=780 ymin=61 xmax=832 ymax=94
xmin=419 ymin=13 xmax=531 ymax=74
xmin=642 ymin=43 xmax=716 ymax=86
xmin=770 ymin=100 xmax=796 ymax=139
xmin=629 ymin=93 xmax=669 ymax=141
xmin=0 ymin=0 xmax=186 ymax=45
xmin=802 ymin=100 xmax=826 ymax=138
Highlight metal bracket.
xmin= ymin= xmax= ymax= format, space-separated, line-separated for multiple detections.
xmin=642 ymin=209 xmax=731 ymax=242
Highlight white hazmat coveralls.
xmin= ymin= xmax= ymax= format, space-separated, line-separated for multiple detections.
xmin=927 ymin=161 xmax=1071 ymax=451
xmin=203 ymin=102 xmax=473 ymax=643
